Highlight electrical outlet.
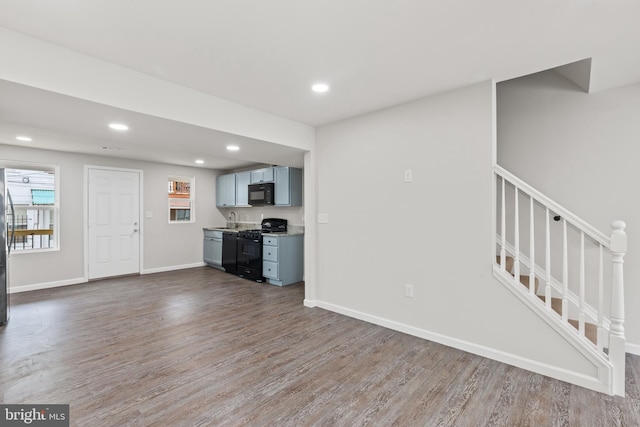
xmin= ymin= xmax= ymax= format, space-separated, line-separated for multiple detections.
xmin=405 ymin=284 xmax=414 ymax=298
xmin=404 ymin=169 xmax=413 ymax=183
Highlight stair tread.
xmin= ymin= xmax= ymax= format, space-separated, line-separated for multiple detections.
xmin=497 ymin=254 xmax=599 ymax=347
xmin=496 ymin=255 xmax=514 ymax=273
xmin=537 ymin=295 xmax=563 ymax=315
xmin=536 ymin=296 xmax=598 ymax=345
xmin=519 ymin=275 xmax=539 ymax=294
xmin=568 ymin=319 xmax=598 ymax=346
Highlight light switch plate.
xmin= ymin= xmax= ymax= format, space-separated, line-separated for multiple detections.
xmin=145 ymin=211 xmax=153 ymax=218
xmin=404 ymin=169 xmax=413 ymax=183
xmin=318 ymin=213 xmax=329 ymax=224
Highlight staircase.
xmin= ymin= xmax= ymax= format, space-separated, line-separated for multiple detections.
xmin=494 ymin=165 xmax=627 ymax=396
xmin=497 ymin=255 xmax=599 ymax=344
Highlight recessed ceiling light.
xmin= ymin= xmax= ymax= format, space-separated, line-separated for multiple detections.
xmin=16 ymin=136 xmax=32 ymax=142
xmin=195 ymin=159 xmax=204 ymax=164
xmin=108 ymin=123 xmax=129 ymax=131
xmin=226 ymin=145 xmax=240 ymax=151
xmin=311 ymin=83 xmax=330 ymax=93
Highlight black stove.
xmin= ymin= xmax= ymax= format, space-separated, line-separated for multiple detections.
xmin=237 ymin=219 xmax=288 ymax=239
xmin=235 ymin=218 xmax=288 ymax=282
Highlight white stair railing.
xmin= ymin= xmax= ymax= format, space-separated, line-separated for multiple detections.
xmin=494 ymin=165 xmax=627 ymax=396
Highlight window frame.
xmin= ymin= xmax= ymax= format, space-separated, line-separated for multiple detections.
xmin=3 ymin=162 xmax=60 ymax=254
xmin=168 ymin=175 xmax=195 ymax=224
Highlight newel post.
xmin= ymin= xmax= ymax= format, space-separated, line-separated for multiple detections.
xmin=610 ymin=220 xmax=627 ymax=396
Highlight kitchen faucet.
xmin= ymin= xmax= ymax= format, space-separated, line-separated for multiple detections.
xmin=229 ymin=211 xmax=236 ymax=228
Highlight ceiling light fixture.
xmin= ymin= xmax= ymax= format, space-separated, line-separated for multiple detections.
xmin=195 ymin=159 xmax=204 ymax=164
xmin=16 ymin=136 xmax=32 ymax=142
xmin=226 ymin=145 xmax=240 ymax=151
xmin=311 ymin=83 xmax=330 ymax=93
xmin=108 ymin=123 xmax=129 ymax=131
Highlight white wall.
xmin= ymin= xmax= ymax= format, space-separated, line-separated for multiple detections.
xmin=497 ymin=70 xmax=640 ymax=349
xmin=2 ymin=144 xmax=226 ymax=290
xmin=314 ymin=81 xmax=600 ymax=384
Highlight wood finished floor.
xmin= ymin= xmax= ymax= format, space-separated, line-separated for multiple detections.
xmin=2 ymin=267 xmax=640 ymax=426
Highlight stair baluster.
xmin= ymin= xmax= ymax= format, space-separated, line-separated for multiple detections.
xmin=513 ymin=186 xmax=520 ymax=280
xmin=610 ymin=220 xmax=627 ymax=397
xmin=579 ymin=232 xmax=586 ymax=337
xmin=500 ymin=176 xmax=506 ymax=271
xmin=545 ymin=208 xmax=552 ymax=310
xmin=529 ymin=197 xmax=536 ymax=296
xmin=562 ymin=219 xmax=569 ymax=323
xmin=597 ymin=244 xmax=604 ymax=353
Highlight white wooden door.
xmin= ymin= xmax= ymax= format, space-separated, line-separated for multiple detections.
xmin=88 ymin=168 xmax=140 ymax=279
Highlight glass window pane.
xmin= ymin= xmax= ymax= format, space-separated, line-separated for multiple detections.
xmin=168 ymin=175 xmax=194 ymax=223
xmin=6 ymin=167 xmax=58 ymax=252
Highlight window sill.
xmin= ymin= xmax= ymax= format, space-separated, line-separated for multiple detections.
xmin=10 ymin=247 xmax=60 ymax=255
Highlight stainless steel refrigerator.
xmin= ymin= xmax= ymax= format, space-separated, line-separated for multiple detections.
xmin=1 ymin=168 xmax=15 ymax=326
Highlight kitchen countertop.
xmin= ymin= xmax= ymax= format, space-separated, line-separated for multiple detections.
xmin=203 ymin=227 xmax=236 ymax=231
xmin=203 ymin=226 xmax=304 ymax=236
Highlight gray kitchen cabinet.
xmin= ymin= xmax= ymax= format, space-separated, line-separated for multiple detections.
xmin=262 ymin=234 xmax=303 ymax=286
xmin=216 ymin=173 xmax=236 ymax=207
xmin=235 ymin=171 xmax=251 ymax=206
xmin=250 ymin=167 xmax=274 ymax=184
xmin=274 ymin=166 xmax=303 ymax=206
xmin=204 ymin=229 xmax=223 ymax=269
xmin=217 ymin=167 xmax=302 ymax=208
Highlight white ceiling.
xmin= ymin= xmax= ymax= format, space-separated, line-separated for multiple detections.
xmin=1 ymin=0 xmax=640 ymax=169
xmin=0 ymin=80 xmax=305 ymax=169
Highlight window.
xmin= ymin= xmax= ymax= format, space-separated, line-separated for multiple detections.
xmin=168 ymin=175 xmax=194 ymax=223
xmin=6 ymin=166 xmax=59 ymax=252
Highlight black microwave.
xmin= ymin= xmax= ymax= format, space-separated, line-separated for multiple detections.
xmin=248 ymin=183 xmax=274 ymax=206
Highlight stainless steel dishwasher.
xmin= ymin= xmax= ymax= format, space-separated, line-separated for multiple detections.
xmin=203 ymin=229 xmax=223 ymax=270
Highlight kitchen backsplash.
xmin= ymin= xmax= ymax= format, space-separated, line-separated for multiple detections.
xmin=224 ymin=221 xmax=304 ymax=234
xmin=218 ymin=205 xmax=305 ymax=228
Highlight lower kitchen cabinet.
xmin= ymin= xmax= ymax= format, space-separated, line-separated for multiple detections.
xmin=262 ymin=234 xmax=303 ymax=286
xmin=203 ymin=229 xmax=223 ymax=270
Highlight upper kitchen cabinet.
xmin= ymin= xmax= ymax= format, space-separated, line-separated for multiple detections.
xmin=235 ymin=171 xmax=251 ymax=206
xmin=217 ymin=167 xmax=302 ymax=208
xmin=216 ymin=173 xmax=236 ymax=207
xmin=275 ymin=166 xmax=303 ymax=206
xmin=250 ymin=167 xmax=274 ymax=184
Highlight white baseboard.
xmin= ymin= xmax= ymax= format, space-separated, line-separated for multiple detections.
xmin=303 ymin=299 xmax=317 ymax=308
xmin=9 ymin=263 xmax=207 ymax=293
xmin=142 ymin=262 xmax=206 ymax=275
xmin=10 ymin=277 xmax=87 ymax=294
xmin=626 ymin=342 xmax=640 ymax=355
xmin=314 ymin=300 xmax=611 ymax=395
